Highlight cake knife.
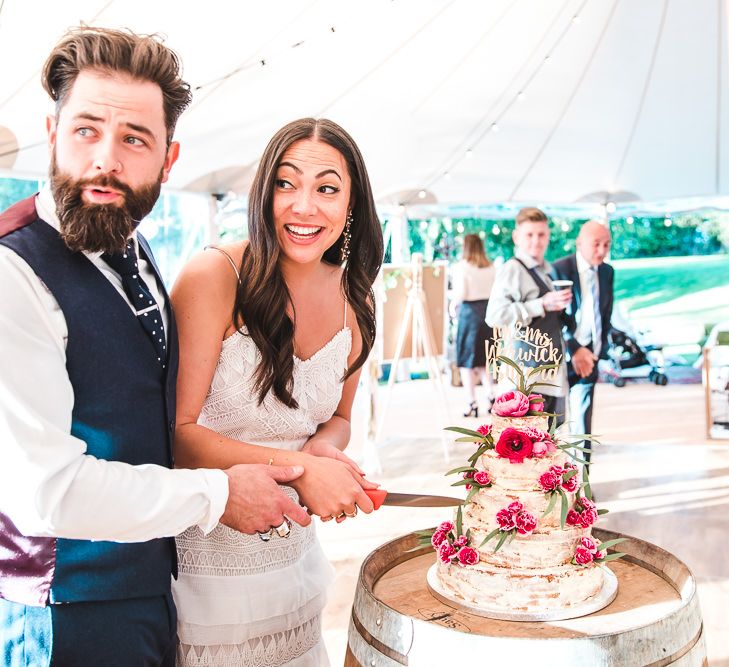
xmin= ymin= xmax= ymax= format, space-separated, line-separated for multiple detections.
xmin=364 ymin=489 xmax=463 ymax=510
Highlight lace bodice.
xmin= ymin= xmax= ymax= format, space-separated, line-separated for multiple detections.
xmin=199 ymin=326 xmax=351 ymax=448
xmin=174 ymin=323 xmax=350 ymax=666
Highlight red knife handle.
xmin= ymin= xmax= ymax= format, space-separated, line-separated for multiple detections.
xmin=365 ymin=488 xmax=387 ymax=510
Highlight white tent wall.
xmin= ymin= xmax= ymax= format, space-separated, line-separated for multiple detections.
xmin=1 ymin=0 xmax=729 ymax=206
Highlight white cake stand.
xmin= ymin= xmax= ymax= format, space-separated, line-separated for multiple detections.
xmin=426 ymin=563 xmax=618 ymax=622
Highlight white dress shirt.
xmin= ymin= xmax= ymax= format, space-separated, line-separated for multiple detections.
xmin=0 ymin=187 xmax=228 ymax=542
xmin=574 ymin=251 xmax=598 ymax=348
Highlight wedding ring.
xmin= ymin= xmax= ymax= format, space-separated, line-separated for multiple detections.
xmin=321 ymin=515 xmax=334 ymax=522
xmin=337 ymin=511 xmax=347 ymax=519
xmin=257 ymin=529 xmax=273 ymax=542
xmin=344 ymin=507 xmax=358 ymax=518
xmin=274 ymin=518 xmax=292 ymax=538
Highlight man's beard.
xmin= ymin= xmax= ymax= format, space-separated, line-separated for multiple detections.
xmin=50 ymin=155 xmax=163 ymax=254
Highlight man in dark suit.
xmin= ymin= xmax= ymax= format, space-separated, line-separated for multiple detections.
xmin=552 ymin=220 xmax=614 ymax=467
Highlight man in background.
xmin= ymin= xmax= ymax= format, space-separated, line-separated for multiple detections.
xmin=552 ymin=220 xmax=614 ymax=467
xmin=486 ymin=207 xmax=571 ymax=419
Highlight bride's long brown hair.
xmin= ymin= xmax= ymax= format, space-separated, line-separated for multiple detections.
xmin=235 ymin=118 xmax=384 ymax=408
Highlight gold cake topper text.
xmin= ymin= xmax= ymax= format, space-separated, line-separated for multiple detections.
xmin=485 ymin=324 xmax=563 ymax=383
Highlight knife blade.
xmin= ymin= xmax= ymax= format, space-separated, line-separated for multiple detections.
xmin=365 ymin=489 xmax=463 ymax=510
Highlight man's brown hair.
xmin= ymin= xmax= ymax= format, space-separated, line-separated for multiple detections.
xmin=41 ymin=26 xmax=192 ymax=144
xmin=515 ymin=207 xmax=548 ymax=225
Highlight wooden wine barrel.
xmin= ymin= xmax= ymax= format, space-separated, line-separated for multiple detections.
xmin=345 ymin=528 xmax=706 ymax=666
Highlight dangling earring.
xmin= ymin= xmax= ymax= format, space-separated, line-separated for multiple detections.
xmin=341 ymin=210 xmax=353 ymax=262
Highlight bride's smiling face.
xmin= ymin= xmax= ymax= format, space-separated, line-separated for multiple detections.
xmin=272 ymin=138 xmax=351 ymax=266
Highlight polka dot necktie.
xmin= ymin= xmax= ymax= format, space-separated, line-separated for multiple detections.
xmin=102 ymin=241 xmax=167 ymax=369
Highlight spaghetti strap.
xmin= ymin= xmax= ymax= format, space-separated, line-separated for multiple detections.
xmin=343 ymin=298 xmax=348 ymax=328
xmin=206 ymin=245 xmax=241 ymax=283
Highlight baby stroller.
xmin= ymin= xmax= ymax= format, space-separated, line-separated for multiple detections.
xmin=602 ymin=327 xmax=668 ymax=387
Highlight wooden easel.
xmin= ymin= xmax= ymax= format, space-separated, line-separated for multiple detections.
xmin=374 ymin=253 xmax=450 ymax=462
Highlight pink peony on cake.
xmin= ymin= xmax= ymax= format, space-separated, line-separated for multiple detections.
xmin=431 ymin=385 xmax=623 ymax=616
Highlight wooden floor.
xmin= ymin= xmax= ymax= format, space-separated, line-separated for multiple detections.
xmin=319 ymin=377 xmax=729 ymax=665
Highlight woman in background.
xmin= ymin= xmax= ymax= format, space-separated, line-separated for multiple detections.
xmin=453 ymin=233 xmax=495 ymax=418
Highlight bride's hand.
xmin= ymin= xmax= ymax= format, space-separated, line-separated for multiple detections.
xmin=290 ymin=453 xmax=375 ymax=519
xmin=301 ymin=439 xmax=379 ymax=490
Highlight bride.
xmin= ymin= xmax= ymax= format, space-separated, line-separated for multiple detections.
xmin=170 ymin=118 xmax=384 ymax=666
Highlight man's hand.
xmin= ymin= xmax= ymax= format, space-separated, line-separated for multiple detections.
xmin=219 ymin=464 xmax=311 ymax=534
xmin=542 ymin=288 xmax=572 ymax=312
xmin=571 ymin=346 xmax=597 ymax=378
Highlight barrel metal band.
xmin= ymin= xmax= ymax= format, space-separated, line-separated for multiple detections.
xmin=351 ymin=610 xmax=408 ymax=665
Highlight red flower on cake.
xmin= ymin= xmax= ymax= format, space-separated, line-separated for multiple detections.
xmin=580 ymin=536 xmax=597 ymax=552
xmin=495 ymin=428 xmax=534 ymax=463
xmin=438 ymin=521 xmax=454 ymax=533
xmin=539 ymin=469 xmax=562 ymax=492
xmin=476 ymin=424 xmax=492 ymax=437
xmin=431 ymin=530 xmax=448 ymax=548
xmin=528 ymin=393 xmax=545 ymax=412
xmin=457 ymin=547 xmax=479 ymax=566
xmin=438 ymin=541 xmax=456 ymax=563
xmin=566 ymin=509 xmax=582 ymax=526
xmin=561 ymin=464 xmax=579 ymax=492
xmin=515 ymin=511 xmax=537 ymax=535
xmin=574 ymin=545 xmax=594 ymax=565
xmin=473 ymin=470 xmax=492 ymax=486
xmin=492 ymin=390 xmax=530 ymax=417
xmin=496 ymin=508 xmax=517 ymax=531
xmin=595 ymin=550 xmax=606 ymax=560
xmin=453 ymin=535 xmax=468 ymax=548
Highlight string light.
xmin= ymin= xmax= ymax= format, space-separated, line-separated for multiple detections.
xmin=491 ymin=224 xmax=501 ymax=235
xmin=605 ymin=202 xmax=616 ymax=214
xmin=561 ymin=221 xmax=570 ymax=232
xmin=626 ymin=216 xmax=634 ymax=225
xmin=417 ymin=190 xmax=427 ymax=199
xmin=664 ymin=216 xmax=672 ymax=227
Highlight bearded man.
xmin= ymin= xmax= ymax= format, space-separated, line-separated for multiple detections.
xmin=0 ymin=27 xmax=310 ymax=665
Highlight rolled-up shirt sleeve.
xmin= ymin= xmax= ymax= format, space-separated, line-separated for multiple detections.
xmin=0 ymin=248 xmax=228 ymax=542
xmin=486 ymin=260 xmax=545 ymax=328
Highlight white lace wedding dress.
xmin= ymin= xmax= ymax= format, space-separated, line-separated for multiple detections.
xmin=173 ymin=311 xmax=351 ymax=666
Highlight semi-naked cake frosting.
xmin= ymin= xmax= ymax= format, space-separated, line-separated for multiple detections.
xmin=433 ymin=397 xmax=606 ymax=614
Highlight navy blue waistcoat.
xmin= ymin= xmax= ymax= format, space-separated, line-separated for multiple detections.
xmin=0 ymin=196 xmax=179 ymax=605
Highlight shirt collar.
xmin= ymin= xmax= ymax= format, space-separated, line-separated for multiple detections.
xmin=576 ymin=251 xmax=594 ymax=273
xmin=35 ymin=182 xmax=140 ymax=258
xmin=515 ymin=247 xmax=551 ymax=272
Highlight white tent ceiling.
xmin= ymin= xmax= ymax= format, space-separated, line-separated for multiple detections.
xmin=1 ymin=0 xmax=728 ymax=208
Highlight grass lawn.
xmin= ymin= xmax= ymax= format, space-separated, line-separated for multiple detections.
xmin=612 ymin=254 xmax=729 ymax=354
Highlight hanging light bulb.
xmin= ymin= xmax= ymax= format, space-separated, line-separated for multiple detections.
xmin=605 ymin=202 xmax=616 ymax=214
xmin=491 ymin=224 xmax=501 ymax=235
xmin=626 ymin=216 xmax=634 ymax=225
xmin=417 ymin=190 xmax=427 ymax=199
xmin=561 ymin=222 xmax=570 ymax=232
xmin=664 ymin=217 xmax=672 ymax=227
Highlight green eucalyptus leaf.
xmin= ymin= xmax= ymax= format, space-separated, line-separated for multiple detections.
xmin=450 ymin=479 xmax=472 ymax=487
xmin=466 ymin=487 xmax=480 ymax=503
xmin=456 ymin=505 xmax=463 ymax=536
xmin=541 ymin=491 xmax=558 ymax=518
xmin=446 ymin=465 xmax=477 ymax=475
xmin=479 ymin=527 xmax=501 ymax=547
xmin=597 ymin=537 xmax=628 ymax=550
xmin=445 ymin=426 xmax=487 ymax=438
xmin=601 ymin=552 xmax=627 ymax=562
xmin=494 ymin=529 xmax=510 ymax=553
xmin=558 ymin=487 xmax=569 ymax=528
xmin=597 ymin=508 xmax=609 ymax=515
